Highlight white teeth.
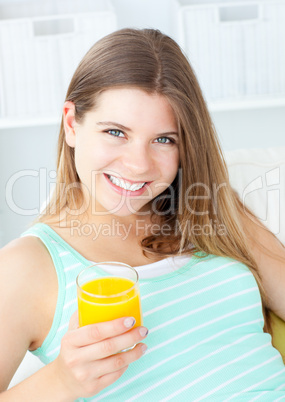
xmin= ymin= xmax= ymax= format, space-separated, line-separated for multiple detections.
xmin=108 ymin=175 xmax=145 ymax=191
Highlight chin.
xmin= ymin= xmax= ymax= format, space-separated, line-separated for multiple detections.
xmin=110 ymin=206 xmax=146 ymax=217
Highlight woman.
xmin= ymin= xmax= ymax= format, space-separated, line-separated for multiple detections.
xmin=0 ymin=28 xmax=284 ymax=401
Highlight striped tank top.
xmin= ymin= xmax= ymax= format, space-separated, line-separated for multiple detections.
xmin=20 ymin=223 xmax=285 ymax=401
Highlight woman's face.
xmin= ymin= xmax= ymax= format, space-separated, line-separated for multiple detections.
xmin=65 ymin=87 xmax=180 ymax=217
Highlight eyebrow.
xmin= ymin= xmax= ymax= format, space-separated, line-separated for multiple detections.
xmin=96 ymin=121 xmax=178 ymax=136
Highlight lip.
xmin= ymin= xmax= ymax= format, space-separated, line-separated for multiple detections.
xmin=103 ymin=173 xmax=151 ymax=197
xmin=107 ymin=174 xmax=146 ymax=185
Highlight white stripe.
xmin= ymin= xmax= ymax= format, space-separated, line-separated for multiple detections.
xmin=46 ymin=345 xmax=60 ymax=357
xmin=144 ymin=272 xmax=252 ymax=317
xmin=63 ymin=298 xmax=77 ymax=310
xmin=225 ymin=367 xmax=285 ymax=401
xmin=276 ymin=383 xmax=285 ymax=391
xmin=59 ymin=251 xmax=70 ymax=257
xmin=57 ymin=322 xmax=69 ymax=333
xmin=66 ymin=281 xmax=76 ymax=290
xmin=274 ymin=394 xmax=285 ymax=402
xmin=64 ymin=263 xmax=81 ymax=272
xmin=126 ymin=334 xmax=257 ymax=402
xmin=92 ymin=318 xmax=263 ymax=401
xmin=148 ymin=303 xmax=261 ymax=355
xmin=274 ymin=397 xmax=285 ymax=402
xmin=150 ymin=287 xmax=258 ymax=334
xmin=189 ymin=356 xmax=281 ymax=402
xmin=248 ymin=391 xmax=269 ymax=401
xmin=141 ymin=261 xmax=239 ymax=300
xmin=138 ymin=282 xmax=148 ymax=287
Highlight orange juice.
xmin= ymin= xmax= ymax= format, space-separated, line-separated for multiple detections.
xmin=77 ymin=276 xmax=142 ymax=327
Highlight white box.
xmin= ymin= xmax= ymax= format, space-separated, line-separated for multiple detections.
xmin=0 ymin=0 xmax=117 ymax=118
xmin=173 ymin=0 xmax=285 ymax=102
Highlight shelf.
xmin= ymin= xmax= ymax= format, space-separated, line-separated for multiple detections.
xmin=0 ymin=96 xmax=285 ymax=129
xmin=0 ymin=115 xmax=61 ymax=129
xmin=208 ymin=96 xmax=285 ymax=112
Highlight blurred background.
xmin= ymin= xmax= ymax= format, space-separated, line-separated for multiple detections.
xmin=0 ymin=0 xmax=284 ymax=246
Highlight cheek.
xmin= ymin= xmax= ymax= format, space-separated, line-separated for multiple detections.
xmin=74 ymin=144 xmax=92 ymax=181
xmin=74 ymin=141 xmax=117 ymax=177
xmin=160 ymin=151 xmax=180 ymax=179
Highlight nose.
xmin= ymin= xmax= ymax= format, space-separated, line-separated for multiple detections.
xmin=122 ymin=143 xmax=154 ymax=177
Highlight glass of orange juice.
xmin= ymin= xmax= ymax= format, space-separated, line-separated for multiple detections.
xmin=76 ymin=262 xmax=142 ymax=351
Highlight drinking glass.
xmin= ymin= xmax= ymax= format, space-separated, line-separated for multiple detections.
xmin=76 ymin=262 xmax=143 ymax=351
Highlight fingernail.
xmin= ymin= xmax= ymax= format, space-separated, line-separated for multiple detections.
xmin=141 ymin=344 xmax=148 ymax=354
xmin=139 ymin=327 xmax=148 ymax=337
xmin=124 ymin=317 xmax=136 ymax=328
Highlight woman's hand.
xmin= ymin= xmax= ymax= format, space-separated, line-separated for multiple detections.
xmin=52 ymin=312 xmax=148 ymax=400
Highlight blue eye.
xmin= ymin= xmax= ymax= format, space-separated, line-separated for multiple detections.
xmin=107 ymin=129 xmax=125 ymax=138
xmin=155 ymin=137 xmax=175 ymax=144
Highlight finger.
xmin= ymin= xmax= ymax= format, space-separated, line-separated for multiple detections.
xmin=70 ymin=316 xmax=137 ymax=347
xmin=94 ymin=343 xmax=146 ymax=383
xmin=79 ymin=326 xmax=148 ymax=360
xmin=68 ymin=310 xmax=79 ymax=330
xmin=95 ymin=366 xmax=129 ymax=395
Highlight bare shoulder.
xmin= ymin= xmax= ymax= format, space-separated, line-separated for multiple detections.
xmin=0 ymin=235 xmax=57 ymax=295
xmin=1 ymin=234 xmax=52 ymax=268
xmin=0 ymin=235 xmax=58 ymax=328
xmin=0 ymin=236 xmax=57 ymax=390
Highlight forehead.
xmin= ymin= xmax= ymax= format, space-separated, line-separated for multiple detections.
xmin=89 ymin=87 xmax=178 ymax=129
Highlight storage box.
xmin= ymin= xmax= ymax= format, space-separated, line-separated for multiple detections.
xmin=173 ymin=0 xmax=285 ymax=102
xmin=0 ymin=0 xmax=117 ymax=118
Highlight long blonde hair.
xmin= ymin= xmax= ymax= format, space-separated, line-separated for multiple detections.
xmin=34 ymin=28 xmax=283 ymax=333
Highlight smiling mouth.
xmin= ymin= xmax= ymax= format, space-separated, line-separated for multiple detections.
xmin=106 ymin=174 xmax=147 ymax=192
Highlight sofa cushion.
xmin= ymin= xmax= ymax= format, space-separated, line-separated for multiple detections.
xmin=225 ymin=147 xmax=285 ymax=245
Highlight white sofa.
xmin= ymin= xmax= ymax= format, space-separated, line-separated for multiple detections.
xmin=8 ymin=146 xmax=285 ymax=388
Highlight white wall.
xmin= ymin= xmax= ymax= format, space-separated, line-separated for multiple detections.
xmin=0 ymin=0 xmax=284 ymax=245
xmin=212 ymin=107 xmax=285 ymax=151
xmin=0 ymin=125 xmax=59 ymax=245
